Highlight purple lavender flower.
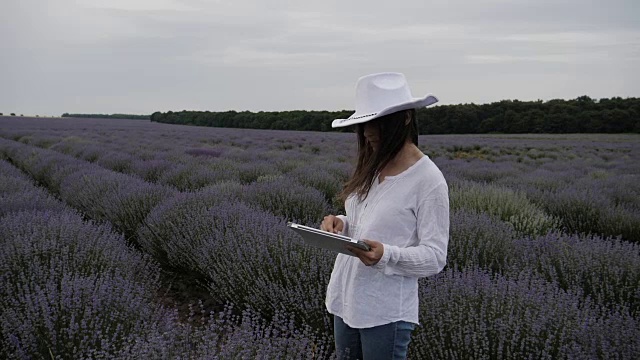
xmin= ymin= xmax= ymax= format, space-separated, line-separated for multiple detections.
xmin=412 ymin=268 xmax=640 ymax=359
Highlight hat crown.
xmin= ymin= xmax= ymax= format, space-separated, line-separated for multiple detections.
xmin=354 ymin=73 xmax=413 ymax=116
xmin=331 ymin=72 xmax=437 ymax=128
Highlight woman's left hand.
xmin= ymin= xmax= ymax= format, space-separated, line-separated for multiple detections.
xmin=348 ymin=240 xmax=383 ymax=266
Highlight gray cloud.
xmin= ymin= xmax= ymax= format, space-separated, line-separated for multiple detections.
xmin=1 ymin=0 xmax=638 ymax=116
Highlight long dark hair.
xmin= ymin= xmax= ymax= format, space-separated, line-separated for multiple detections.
xmin=339 ymin=109 xmax=418 ymax=203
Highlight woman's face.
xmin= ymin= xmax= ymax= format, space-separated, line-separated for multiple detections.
xmin=362 ymin=121 xmax=381 ymax=150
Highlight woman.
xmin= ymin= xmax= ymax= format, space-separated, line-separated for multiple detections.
xmin=321 ymin=72 xmax=449 ymax=360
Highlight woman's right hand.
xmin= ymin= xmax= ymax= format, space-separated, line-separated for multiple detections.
xmin=320 ymin=215 xmax=344 ymax=234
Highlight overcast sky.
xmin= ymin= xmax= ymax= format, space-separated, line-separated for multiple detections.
xmin=1 ymin=0 xmax=639 ymax=116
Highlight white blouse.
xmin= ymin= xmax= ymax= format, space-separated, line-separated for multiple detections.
xmin=325 ymin=155 xmax=449 ymax=328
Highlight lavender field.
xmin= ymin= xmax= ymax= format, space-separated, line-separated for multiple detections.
xmin=0 ymin=116 xmax=639 ymax=359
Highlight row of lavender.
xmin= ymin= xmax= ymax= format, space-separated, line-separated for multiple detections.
xmin=1 ymin=117 xmax=639 ymax=358
xmin=2 ymin=120 xmax=351 ymax=204
xmin=2 ymin=130 xmax=637 ymax=317
xmin=0 ymin=136 xmax=337 ymax=327
xmin=0 ymin=156 xmax=336 ymax=358
xmin=2 ymin=120 xmax=637 ymax=242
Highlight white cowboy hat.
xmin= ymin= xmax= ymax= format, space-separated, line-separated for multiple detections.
xmin=332 ymin=72 xmax=438 ymax=128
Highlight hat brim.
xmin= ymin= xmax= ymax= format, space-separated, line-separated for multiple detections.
xmin=332 ymin=95 xmax=438 ymax=128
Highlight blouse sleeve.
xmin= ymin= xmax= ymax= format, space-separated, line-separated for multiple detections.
xmin=336 ymin=214 xmax=349 ymax=236
xmin=371 ymin=182 xmax=449 ymax=278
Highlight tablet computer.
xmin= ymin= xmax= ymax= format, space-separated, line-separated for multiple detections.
xmin=287 ymin=222 xmax=371 ymax=256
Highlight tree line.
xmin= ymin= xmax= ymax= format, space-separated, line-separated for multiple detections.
xmin=150 ymin=96 xmax=639 ymax=134
xmin=418 ymin=96 xmax=639 ymax=134
xmin=62 ymin=96 xmax=639 ymax=134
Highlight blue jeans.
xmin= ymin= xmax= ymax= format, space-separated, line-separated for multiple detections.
xmin=334 ymin=316 xmax=415 ymax=360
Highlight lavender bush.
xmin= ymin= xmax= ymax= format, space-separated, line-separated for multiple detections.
xmin=243 ymin=176 xmax=331 ymax=224
xmin=450 ymin=179 xmax=559 ymax=236
xmin=197 ymin=202 xmax=335 ymax=332
xmin=412 ymin=269 xmax=640 ymax=359
xmin=0 ymin=138 xmax=176 ymax=242
xmin=74 ymin=143 xmax=104 ymax=162
xmin=512 ymin=231 xmax=640 ymax=315
xmin=0 ymin=159 xmax=28 ymax=179
xmin=95 ymin=151 xmax=135 ymax=174
xmin=0 ymin=174 xmax=69 ymax=216
xmin=0 ymin=139 xmax=86 ymax=194
xmin=449 ymin=208 xmax=640 ymax=315
xmin=1 ymin=210 xmax=335 ymax=359
xmin=0 ymin=210 xmax=159 ymax=286
xmin=2 ymin=268 xmax=164 ymax=358
xmin=541 ymin=186 xmax=640 ymax=243
xmin=1 ymin=156 xmax=337 ymax=359
xmin=131 ymin=158 xmax=175 ymax=182
xmin=48 ymin=136 xmax=91 ymax=156
xmin=288 ymin=163 xmax=347 ymax=208
xmin=137 ymin=184 xmax=246 ymax=265
xmin=139 ymin=192 xmax=336 ymax=333
xmin=115 ymin=306 xmax=337 ymax=360
xmin=236 ymin=160 xmax=284 ymax=184
xmin=447 ymin=209 xmax=518 ymax=272
xmin=158 ymin=162 xmax=237 ymax=190
xmin=59 ymin=169 xmax=174 ymax=240
xmin=1 ymin=117 xmax=638 ymax=359
xmin=0 ymin=158 xmax=69 ymax=216
xmin=0 ymin=208 xmax=163 ymax=358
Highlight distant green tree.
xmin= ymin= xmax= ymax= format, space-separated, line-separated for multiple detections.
xmin=502 ymin=110 xmax=520 ymax=133
xmin=602 ymin=109 xmax=633 ymax=133
xmin=148 ymin=96 xmax=640 ymax=134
